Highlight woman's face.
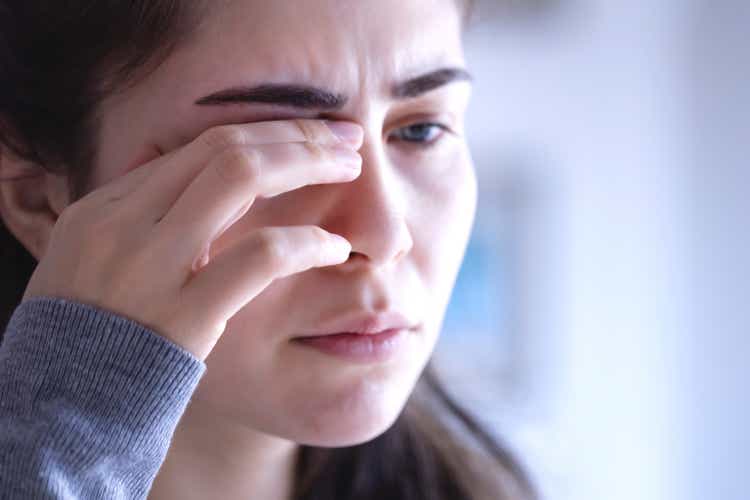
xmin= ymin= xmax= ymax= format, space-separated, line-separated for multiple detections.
xmin=91 ymin=0 xmax=476 ymax=446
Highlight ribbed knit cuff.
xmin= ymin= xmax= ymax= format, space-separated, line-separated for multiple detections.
xmin=0 ymin=296 xmax=206 ymax=463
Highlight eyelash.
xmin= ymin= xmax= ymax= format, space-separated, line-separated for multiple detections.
xmin=388 ymin=122 xmax=452 ymax=149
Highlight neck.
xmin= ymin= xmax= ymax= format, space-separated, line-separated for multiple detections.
xmin=149 ymin=402 xmax=299 ymax=500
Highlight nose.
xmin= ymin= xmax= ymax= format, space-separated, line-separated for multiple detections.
xmin=320 ymin=137 xmax=414 ymax=272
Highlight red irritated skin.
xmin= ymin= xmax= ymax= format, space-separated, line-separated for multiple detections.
xmin=66 ymin=0 xmax=476 ymax=496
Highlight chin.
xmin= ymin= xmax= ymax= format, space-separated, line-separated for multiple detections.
xmin=296 ymin=406 xmax=403 ymax=448
xmin=288 ymin=376 xmax=415 ymax=448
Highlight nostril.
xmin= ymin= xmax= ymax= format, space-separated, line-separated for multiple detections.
xmin=345 ymin=251 xmax=365 ymax=263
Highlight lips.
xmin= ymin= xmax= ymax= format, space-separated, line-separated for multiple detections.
xmin=292 ymin=327 xmax=410 ymax=364
xmin=295 ymin=310 xmax=419 ymax=338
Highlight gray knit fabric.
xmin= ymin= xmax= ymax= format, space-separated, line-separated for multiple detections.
xmin=0 ymin=296 xmax=206 ymax=499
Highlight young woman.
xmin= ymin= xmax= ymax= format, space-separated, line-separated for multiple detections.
xmin=0 ymin=1 xmax=537 ymax=499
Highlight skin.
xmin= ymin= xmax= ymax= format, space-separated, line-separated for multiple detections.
xmin=0 ymin=0 xmax=476 ymax=498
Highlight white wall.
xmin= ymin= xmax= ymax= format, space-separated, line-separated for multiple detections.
xmin=686 ymin=2 xmax=750 ymax=499
xmin=461 ymin=1 xmax=699 ymax=498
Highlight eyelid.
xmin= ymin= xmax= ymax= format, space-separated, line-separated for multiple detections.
xmin=386 ymin=123 xmax=453 ymax=152
xmin=386 ymin=111 xmax=456 ymax=134
xmin=392 ymin=122 xmax=451 ymax=137
xmin=388 ymin=110 xmax=453 ymax=126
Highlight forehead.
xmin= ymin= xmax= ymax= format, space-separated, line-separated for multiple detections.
xmin=161 ymin=0 xmax=466 ymax=103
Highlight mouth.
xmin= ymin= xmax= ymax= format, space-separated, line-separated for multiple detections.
xmin=297 ymin=310 xmax=419 ymax=338
xmin=291 ymin=327 xmax=415 ymax=364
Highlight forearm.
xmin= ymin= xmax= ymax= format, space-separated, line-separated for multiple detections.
xmin=0 ymin=296 xmax=205 ymax=499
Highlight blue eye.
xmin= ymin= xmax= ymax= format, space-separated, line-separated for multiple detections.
xmin=391 ymin=123 xmax=450 ymax=147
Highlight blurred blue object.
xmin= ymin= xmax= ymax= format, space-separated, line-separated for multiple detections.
xmin=443 ymin=230 xmax=509 ymax=341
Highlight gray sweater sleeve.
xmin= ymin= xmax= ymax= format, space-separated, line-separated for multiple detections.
xmin=0 ymin=296 xmax=206 ymax=499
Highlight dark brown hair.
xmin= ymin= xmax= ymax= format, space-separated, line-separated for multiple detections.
xmin=0 ymin=2 xmax=537 ymax=499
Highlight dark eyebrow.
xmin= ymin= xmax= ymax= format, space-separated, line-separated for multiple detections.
xmin=391 ymin=67 xmax=473 ymax=99
xmin=194 ymin=67 xmax=473 ymax=109
xmin=195 ymin=84 xmax=347 ymax=109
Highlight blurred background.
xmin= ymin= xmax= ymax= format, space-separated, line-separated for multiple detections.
xmin=433 ymin=0 xmax=749 ymax=499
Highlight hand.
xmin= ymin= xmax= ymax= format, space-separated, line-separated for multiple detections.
xmin=22 ymin=119 xmax=363 ymax=360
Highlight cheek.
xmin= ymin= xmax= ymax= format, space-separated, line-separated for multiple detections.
xmin=409 ymin=148 xmax=478 ymax=279
xmin=408 ymin=149 xmax=478 ymax=342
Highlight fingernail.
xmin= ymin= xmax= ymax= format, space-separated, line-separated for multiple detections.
xmin=325 ymin=121 xmax=363 ymax=147
xmin=332 ymin=145 xmax=362 ymax=169
xmin=329 ymin=233 xmax=351 ymax=250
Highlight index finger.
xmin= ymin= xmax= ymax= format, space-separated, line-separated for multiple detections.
xmin=86 ymin=119 xmax=363 ymax=205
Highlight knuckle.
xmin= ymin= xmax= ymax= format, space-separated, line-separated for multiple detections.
xmin=215 ymin=148 xmax=263 ymax=184
xmin=199 ymin=126 xmax=246 ymax=151
xmin=58 ymin=201 xmax=81 ymax=225
xmin=255 ymin=229 xmax=288 ymax=269
xmin=294 ymin=119 xmax=325 ymax=144
xmin=57 ymin=201 xmax=90 ymax=233
xmin=302 ymin=141 xmax=328 ymax=162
